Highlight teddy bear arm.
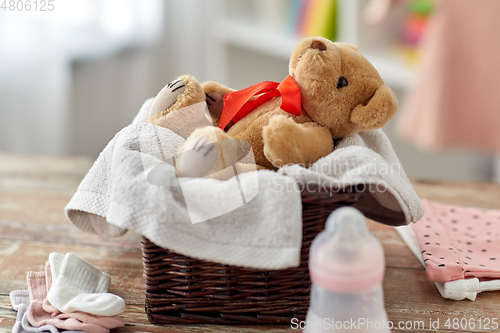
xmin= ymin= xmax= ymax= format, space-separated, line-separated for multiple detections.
xmin=201 ymin=81 xmax=235 ymax=96
xmin=263 ymin=115 xmax=334 ymax=168
xmin=200 ymin=81 xmax=236 ymax=127
xmin=287 ymin=122 xmax=334 ymax=167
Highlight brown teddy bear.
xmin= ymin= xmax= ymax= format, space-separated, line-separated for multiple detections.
xmin=148 ymin=37 xmax=398 ymax=177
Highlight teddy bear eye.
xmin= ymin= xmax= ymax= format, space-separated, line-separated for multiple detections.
xmin=336 ymin=77 xmax=348 ymax=89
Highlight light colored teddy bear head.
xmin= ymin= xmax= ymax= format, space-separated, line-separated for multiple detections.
xmin=289 ymin=36 xmax=398 ymax=139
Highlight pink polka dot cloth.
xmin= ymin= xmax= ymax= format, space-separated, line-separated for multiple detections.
xmin=412 ymin=200 xmax=500 ymax=283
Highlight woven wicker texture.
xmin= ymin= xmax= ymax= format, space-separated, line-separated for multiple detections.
xmin=142 ymin=187 xmax=362 ymax=325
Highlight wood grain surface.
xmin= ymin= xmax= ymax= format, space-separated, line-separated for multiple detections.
xmin=0 ymin=152 xmax=499 ymax=332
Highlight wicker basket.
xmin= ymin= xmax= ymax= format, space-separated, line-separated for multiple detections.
xmin=141 ymin=186 xmax=362 ymax=325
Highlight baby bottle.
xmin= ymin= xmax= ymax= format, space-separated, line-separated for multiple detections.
xmin=304 ymin=207 xmax=390 ymax=333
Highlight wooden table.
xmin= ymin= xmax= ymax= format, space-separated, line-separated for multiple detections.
xmin=0 ymin=152 xmax=499 ymax=332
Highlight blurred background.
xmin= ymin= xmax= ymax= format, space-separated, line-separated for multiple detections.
xmin=1 ymin=0 xmax=499 ymax=183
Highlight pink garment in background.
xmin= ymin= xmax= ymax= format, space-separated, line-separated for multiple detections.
xmin=398 ymin=0 xmax=500 ymax=152
xmin=412 ymin=200 xmax=500 ymax=283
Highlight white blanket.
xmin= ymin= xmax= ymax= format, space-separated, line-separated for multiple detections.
xmin=66 ymin=98 xmax=424 ymax=269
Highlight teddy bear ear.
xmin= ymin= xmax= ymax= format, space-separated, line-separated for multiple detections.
xmin=350 ymin=85 xmax=398 ymax=130
xmin=336 ymin=43 xmax=359 ymax=52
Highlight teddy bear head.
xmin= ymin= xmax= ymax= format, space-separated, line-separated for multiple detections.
xmin=289 ymin=37 xmax=398 ymax=139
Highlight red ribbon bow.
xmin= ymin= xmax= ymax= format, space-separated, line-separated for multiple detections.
xmin=219 ymin=75 xmax=302 ymax=130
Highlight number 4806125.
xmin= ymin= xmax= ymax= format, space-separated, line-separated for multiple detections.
xmin=444 ymin=318 xmax=498 ymax=330
xmin=1 ymin=0 xmax=55 ymax=11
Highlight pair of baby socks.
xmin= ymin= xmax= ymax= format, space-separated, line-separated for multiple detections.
xmin=10 ymin=253 xmax=125 ymax=333
xmin=10 ymin=289 xmax=84 ymax=333
xmin=47 ymin=253 xmax=125 ymax=316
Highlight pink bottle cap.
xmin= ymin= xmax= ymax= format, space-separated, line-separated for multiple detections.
xmin=309 ymin=207 xmax=385 ymax=293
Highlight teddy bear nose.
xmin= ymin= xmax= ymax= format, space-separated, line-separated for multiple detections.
xmin=311 ymin=40 xmax=327 ymax=51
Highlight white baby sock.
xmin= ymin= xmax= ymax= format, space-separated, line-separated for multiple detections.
xmin=47 ymin=253 xmax=125 ymax=316
xmin=48 ymin=253 xmax=65 ymax=284
xmin=49 ymin=252 xmax=110 ymax=293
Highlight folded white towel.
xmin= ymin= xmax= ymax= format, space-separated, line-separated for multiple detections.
xmin=66 ymin=98 xmax=423 ymax=269
xmin=66 ymin=98 xmax=303 ymax=270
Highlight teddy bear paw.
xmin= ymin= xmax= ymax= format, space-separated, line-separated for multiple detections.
xmin=177 ymin=127 xmax=238 ymax=178
xmin=205 ymin=91 xmax=224 ymax=124
xmin=149 ymin=79 xmax=187 ymax=118
xmin=148 ymin=75 xmax=205 ymax=122
xmin=177 ymin=134 xmax=221 ymax=178
xmin=263 ymin=115 xmax=302 ymax=167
